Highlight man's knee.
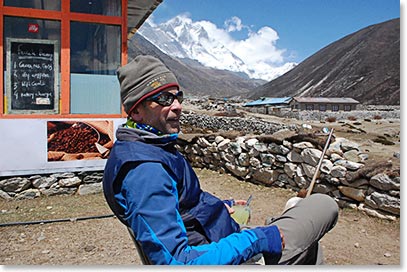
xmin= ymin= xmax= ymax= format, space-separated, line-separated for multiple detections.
xmin=308 ymin=194 xmax=339 ymax=227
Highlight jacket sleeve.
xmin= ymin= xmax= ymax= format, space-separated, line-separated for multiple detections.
xmin=114 ymin=162 xmax=278 ymax=265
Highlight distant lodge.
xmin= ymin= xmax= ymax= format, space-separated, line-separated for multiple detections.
xmin=243 ymin=97 xmax=360 ymax=113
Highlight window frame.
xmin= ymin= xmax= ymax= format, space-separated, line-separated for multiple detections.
xmin=0 ymin=0 xmax=127 ymax=118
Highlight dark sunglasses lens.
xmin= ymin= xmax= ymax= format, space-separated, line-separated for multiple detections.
xmin=155 ymin=92 xmax=183 ymax=106
xmin=157 ymin=93 xmax=174 ymax=106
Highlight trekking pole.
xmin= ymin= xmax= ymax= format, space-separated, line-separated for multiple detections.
xmin=306 ymin=128 xmax=334 ymax=197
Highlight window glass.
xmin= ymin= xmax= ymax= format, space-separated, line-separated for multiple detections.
xmin=3 ymin=16 xmax=60 ymax=69
xmin=70 ymin=22 xmax=121 ymax=114
xmin=306 ymin=104 xmax=314 ymax=111
xmin=4 ymin=0 xmax=60 ymax=10
xmin=70 ymin=0 xmax=121 ymax=16
xmin=319 ymin=104 xmax=326 ymax=111
xmin=344 ymin=105 xmax=351 ymax=111
xmin=332 ymin=105 xmax=339 ymax=112
xmin=70 ymin=22 xmax=120 ymax=75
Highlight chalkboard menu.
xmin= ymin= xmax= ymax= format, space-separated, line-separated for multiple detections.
xmin=6 ymin=38 xmax=59 ymax=114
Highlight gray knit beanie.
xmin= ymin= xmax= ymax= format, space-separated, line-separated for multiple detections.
xmin=117 ymin=55 xmax=179 ymax=114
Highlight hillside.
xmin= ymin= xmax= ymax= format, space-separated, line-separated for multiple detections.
xmin=128 ymin=34 xmax=263 ymax=98
xmin=251 ymin=18 xmax=400 ymax=105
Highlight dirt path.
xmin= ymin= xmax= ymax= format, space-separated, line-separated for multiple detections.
xmin=0 ymin=168 xmax=400 ymax=265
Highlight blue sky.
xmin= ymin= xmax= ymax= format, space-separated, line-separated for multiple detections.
xmin=151 ymin=0 xmax=400 ymax=64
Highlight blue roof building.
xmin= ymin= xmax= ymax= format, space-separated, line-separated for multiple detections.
xmin=244 ymin=97 xmax=292 ymax=107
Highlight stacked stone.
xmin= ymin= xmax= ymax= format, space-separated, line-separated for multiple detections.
xmin=180 ymin=111 xmax=296 ymax=135
xmin=177 ymin=132 xmax=400 ymax=221
xmin=0 ymin=172 xmax=103 ymax=200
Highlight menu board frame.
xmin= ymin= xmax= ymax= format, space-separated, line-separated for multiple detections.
xmin=6 ymin=38 xmax=59 ymax=114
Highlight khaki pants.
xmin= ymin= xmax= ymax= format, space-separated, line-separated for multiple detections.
xmin=245 ymin=193 xmax=339 ymax=265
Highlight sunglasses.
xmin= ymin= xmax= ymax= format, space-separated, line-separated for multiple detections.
xmin=145 ymin=90 xmax=184 ymax=106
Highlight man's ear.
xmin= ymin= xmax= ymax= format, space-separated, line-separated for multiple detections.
xmin=129 ymin=106 xmax=143 ymax=123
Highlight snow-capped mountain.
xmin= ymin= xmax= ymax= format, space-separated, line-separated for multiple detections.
xmin=138 ymin=16 xmax=296 ymax=81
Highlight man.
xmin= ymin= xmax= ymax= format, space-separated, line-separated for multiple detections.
xmin=103 ymin=55 xmax=338 ymax=265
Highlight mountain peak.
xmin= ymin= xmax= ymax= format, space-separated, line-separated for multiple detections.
xmin=139 ymin=15 xmax=294 ymax=81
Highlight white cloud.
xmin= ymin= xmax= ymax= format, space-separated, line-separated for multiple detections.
xmin=199 ymin=16 xmax=295 ymax=80
xmin=224 ymin=16 xmax=244 ymax=32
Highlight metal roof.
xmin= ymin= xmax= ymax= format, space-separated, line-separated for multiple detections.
xmin=127 ymin=0 xmax=163 ymax=38
xmin=293 ymin=97 xmax=360 ymax=104
xmin=244 ymin=97 xmax=292 ymax=107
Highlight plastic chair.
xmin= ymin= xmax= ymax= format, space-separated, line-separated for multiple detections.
xmin=127 ymin=227 xmax=152 ymax=265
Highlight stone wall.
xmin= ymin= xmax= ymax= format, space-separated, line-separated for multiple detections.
xmin=176 ymin=130 xmax=400 ymax=221
xmin=0 ymin=172 xmax=103 ymax=200
xmin=269 ymin=108 xmax=400 ymax=121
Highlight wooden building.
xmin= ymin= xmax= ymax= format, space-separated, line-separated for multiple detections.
xmin=290 ymin=97 xmax=359 ymax=112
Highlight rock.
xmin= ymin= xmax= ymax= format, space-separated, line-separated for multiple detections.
xmin=252 ymin=168 xmax=278 ymax=185
xmin=197 ymin=137 xmax=211 ymax=148
xmin=40 ymin=187 xmax=77 ymax=196
xmin=293 ymin=141 xmax=314 ymax=150
xmin=253 ymin=142 xmax=268 ymax=153
xmin=301 ymin=148 xmax=323 ymax=166
xmin=338 ymin=186 xmax=366 ymax=202
xmin=357 ymin=203 xmax=397 ymax=221
xmin=0 ymin=189 xmax=12 ymax=200
xmin=58 ymin=177 xmax=82 ymax=187
xmin=314 ymin=183 xmax=336 ymax=194
xmin=249 ymin=157 xmax=261 ymax=168
xmin=228 ymin=142 xmax=242 ymax=155
xmin=259 ymin=153 xmax=275 ymax=167
xmin=83 ymin=173 xmax=103 ymax=184
xmin=237 ymin=153 xmax=250 ymax=167
xmin=286 ymin=150 xmax=303 ymax=163
xmin=338 ymin=138 xmax=360 ymax=152
xmin=369 ymin=173 xmax=400 ymax=191
xmin=214 ymin=135 xmax=225 ymax=144
xmin=78 ymin=183 xmax=103 ymax=195
xmin=225 ymin=163 xmax=249 ymax=178
xmin=365 ymin=192 xmax=400 ymax=215
xmin=340 ymin=178 xmax=369 ymax=188
xmin=31 ymin=177 xmax=56 ymax=189
xmin=0 ymin=177 xmax=31 ymax=193
xmin=334 ymin=160 xmax=364 ymax=171
xmin=217 ymin=138 xmax=231 ymax=151
xmin=301 ymin=163 xmax=316 ymax=178
xmin=268 ymin=143 xmax=290 ymax=155
xmin=343 ymin=150 xmax=361 ymax=163
xmin=284 ymin=163 xmax=297 ymax=178
xmin=15 ymin=189 xmax=40 ymax=200
xmin=50 ymin=172 xmax=75 ymax=179
xmin=294 ymin=175 xmax=309 ymax=188
xmin=245 ymin=138 xmax=259 ymax=148
xmin=320 ymin=159 xmax=333 ymax=174
xmin=330 ymin=153 xmax=343 ymax=162
xmin=275 ymin=155 xmax=287 ymax=163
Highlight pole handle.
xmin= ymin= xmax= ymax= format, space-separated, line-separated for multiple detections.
xmin=306 ymin=128 xmax=334 ymax=197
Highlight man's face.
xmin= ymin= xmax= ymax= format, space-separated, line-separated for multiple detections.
xmin=131 ymin=87 xmax=182 ymax=134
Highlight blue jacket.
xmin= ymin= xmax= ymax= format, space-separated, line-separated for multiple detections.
xmin=103 ymin=127 xmax=281 ymax=264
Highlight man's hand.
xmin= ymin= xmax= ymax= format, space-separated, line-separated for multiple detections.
xmin=224 ymin=199 xmax=247 ymax=214
xmin=278 ymin=227 xmax=285 ymax=250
